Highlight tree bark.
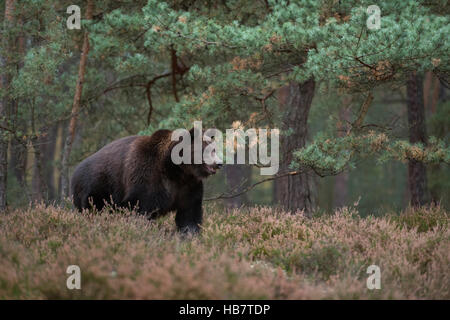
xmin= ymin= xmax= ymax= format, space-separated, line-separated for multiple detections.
xmin=274 ymin=79 xmax=316 ymax=216
xmin=60 ymin=0 xmax=94 ymax=199
xmin=406 ymin=73 xmax=428 ymax=207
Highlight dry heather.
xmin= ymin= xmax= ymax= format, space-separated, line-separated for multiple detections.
xmin=0 ymin=204 xmax=448 ymax=299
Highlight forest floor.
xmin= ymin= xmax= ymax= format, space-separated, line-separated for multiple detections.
xmin=0 ymin=203 xmax=448 ymax=299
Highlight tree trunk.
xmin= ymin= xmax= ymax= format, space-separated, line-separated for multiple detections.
xmin=333 ymin=104 xmax=351 ymax=208
xmin=8 ymin=17 xmax=27 ymax=196
xmin=333 ymin=171 xmax=349 ymax=208
xmin=0 ymin=73 xmax=7 ymax=211
xmin=224 ymin=163 xmax=251 ymax=208
xmin=429 ymin=75 xmax=447 ymax=204
xmin=31 ymin=137 xmax=47 ymax=202
xmin=0 ymin=0 xmax=17 ymax=211
xmin=60 ymin=0 xmax=94 ymax=199
xmin=45 ymin=124 xmax=58 ymax=200
xmin=31 ymin=124 xmax=58 ymax=202
xmin=406 ymin=73 xmax=428 ymax=207
xmin=274 ymin=79 xmax=316 ymax=216
xmin=9 ymin=139 xmax=27 ymax=185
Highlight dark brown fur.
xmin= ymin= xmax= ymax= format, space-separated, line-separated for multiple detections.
xmin=71 ymin=129 xmax=219 ymax=233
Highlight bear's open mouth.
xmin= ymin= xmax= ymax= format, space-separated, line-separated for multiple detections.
xmin=205 ymin=166 xmax=216 ymax=174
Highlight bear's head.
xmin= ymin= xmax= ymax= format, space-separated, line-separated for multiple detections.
xmin=169 ymin=127 xmax=222 ymax=180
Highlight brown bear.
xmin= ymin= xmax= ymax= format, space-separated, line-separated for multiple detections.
xmin=70 ymin=128 xmax=221 ymax=233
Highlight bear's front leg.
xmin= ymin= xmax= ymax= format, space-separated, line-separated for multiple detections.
xmin=175 ymin=182 xmax=204 ymax=234
xmin=175 ymin=200 xmax=203 ymax=234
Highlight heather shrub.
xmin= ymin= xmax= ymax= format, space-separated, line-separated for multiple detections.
xmin=389 ymin=205 xmax=448 ymax=233
xmin=296 ymin=244 xmax=347 ymax=281
xmin=0 ymin=204 xmax=448 ymax=299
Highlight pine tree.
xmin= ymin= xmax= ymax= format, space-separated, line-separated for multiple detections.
xmin=0 ymin=0 xmax=448 ymax=211
xmin=60 ymin=0 xmax=95 ymax=199
xmin=141 ymin=0 xmax=449 ymax=211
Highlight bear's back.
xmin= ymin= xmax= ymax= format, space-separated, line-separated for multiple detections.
xmin=75 ymin=135 xmax=139 ymax=176
xmin=71 ymin=136 xmax=139 ymax=205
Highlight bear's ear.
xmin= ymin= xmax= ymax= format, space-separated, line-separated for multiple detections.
xmin=165 ymin=140 xmax=181 ymax=165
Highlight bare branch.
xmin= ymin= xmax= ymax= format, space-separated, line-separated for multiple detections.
xmin=352 ymin=92 xmax=374 ymax=130
xmin=204 ymin=170 xmax=305 ymax=201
